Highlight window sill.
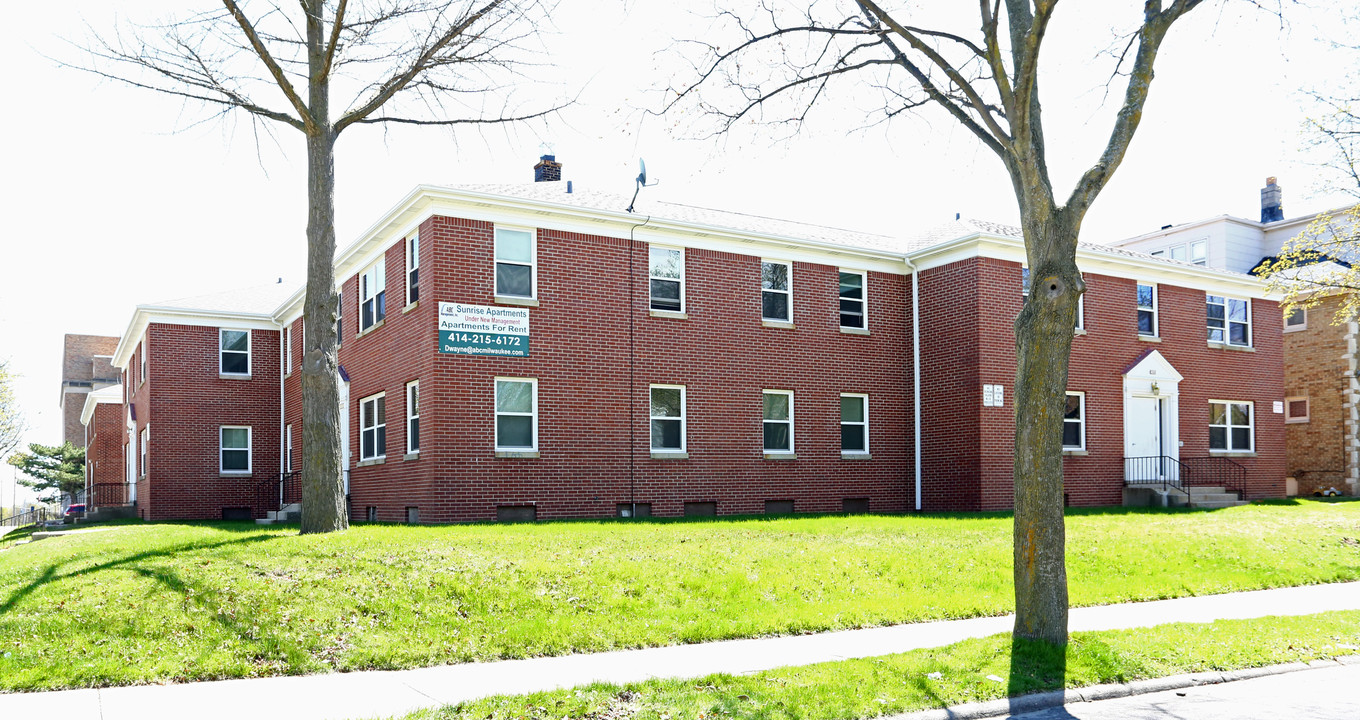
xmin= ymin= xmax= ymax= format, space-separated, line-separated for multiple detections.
xmin=357 ymin=457 xmax=386 ymax=467
xmin=1207 ymin=342 xmax=1254 ymax=352
xmin=1283 ymin=326 xmax=1306 ymax=333
xmin=403 ymin=452 xmax=420 ymax=460
xmin=1285 ymin=418 xmax=1309 ymax=424
xmin=219 ymin=472 xmax=252 ymax=478
xmin=841 ymin=452 xmax=872 ymax=460
xmin=1062 ymin=449 xmax=1090 ymax=456
xmin=651 ymin=451 xmax=688 ymax=460
xmin=1073 ymin=329 xmax=1087 ymax=336
xmin=495 ymin=451 xmax=539 ymax=459
xmin=763 ymin=452 xmax=797 ymax=461
xmin=840 ymin=327 xmax=870 ymax=336
xmin=402 ymin=301 xmax=419 ymax=314
xmin=650 ymin=309 xmax=687 ymax=320
xmin=1210 ymin=451 xmax=1257 ymax=458
xmin=219 ymin=373 xmax=252 ymax=381
xmin=761 ymin=319 xmax=795 ymax=329
xmin=357 ymin=319 xmax=385 ymax=339
xmin=1137 ymin=335 xmax=1162 ymax=343
xmin=495 ymin=295 xmax=540 ymax=308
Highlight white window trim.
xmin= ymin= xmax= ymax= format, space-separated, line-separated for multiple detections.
xmin=649 ymin=245 xmax=685 ymax=313
xmin=649 ymin=383 xmax=687 ymax=452
xmin=761 ymin=259 xmax=793 ymax=323
xmin=1207 ymin=294 xmax=1252 ymax=347
xmin=406 ymin=380 xmax=420 ymax=454
xmin=840 ymin=392 xmax=869 ymax=455
xmin=219 ymin=328 xmax=251 ymax=376
xmin=360 ymin=392 xmax=387 ymax=461
xmin=360 ymin=258 xmax=386 ymax=333
xmin=285 ymin=424 xmax=293 ymax=471
xmin=494 ymin=377 xmax=538 ymax=451
xmin=1285 ymin=396 xmax=1310 ymax=424
xmin=839 ymin=268 xmax=868 ymax=330
xmin=335 ymin=289 xmax=344 ymax=347
xmin=1137 ymin=282 xmax=1159 ymax=338
xmin=139 ymin=341 xmax=147 ymax=386
xmin=220 ymin=425 xmax=252 ymax=474
xmin=1063 ymin=392 xmax=1086 ymax=451
xmin=140 ymin=425 xmax=149 ymax=478
xmin=406 ymin=231 xmax=420 ymax=307
xmin=284 ymin=325 xmax=293 ymax=374
xmin=1284 ymin=306 xmax=1307 ymax=332
xmin=494 ymin=226 xmax=538 ymax=300
xmin=1190 ymin=239 xmax=1208 ymax=266
xmin=1209 ymin=400 xmax=1254 ymax=453
xmin=762 ymin=389 xmax=795 ymax=454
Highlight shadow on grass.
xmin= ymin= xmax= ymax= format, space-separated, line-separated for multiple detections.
xmin=1009 ymin=635 xmax=1074 ymax=718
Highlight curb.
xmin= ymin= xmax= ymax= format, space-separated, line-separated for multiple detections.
xmin=890 ymin=655 xmax=1360 ymax=720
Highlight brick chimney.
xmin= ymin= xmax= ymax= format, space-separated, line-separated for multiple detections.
xmin=534 ymin=154 xmax=562 ymax=182
xmin=1260 ymin=176 xmax=1284 ymax=223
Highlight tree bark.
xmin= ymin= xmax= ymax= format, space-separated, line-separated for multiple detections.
xmin=299 ymin=3 xmax=346 ymax=534
xmin=1010 ymin=209 xmax=1082 ymax=644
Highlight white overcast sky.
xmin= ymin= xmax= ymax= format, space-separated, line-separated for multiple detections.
xmin=1 ymin=2 xmax=1355 ymax=504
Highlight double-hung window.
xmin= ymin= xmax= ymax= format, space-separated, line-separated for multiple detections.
xmin=140 ymin=426 xmax=149 ymax=477
xmin=220 ymin=329 xmax=250 ymax=375
xmin=360 ymin=259 xmax=386 ymax=332
xmin=406 ymin=380 xmax=420 ymax=454
xmin=140 ymin=342 xmax=147 ymax=385
xmin=407 ymin=232 xmax=420 ymax=305
xmin=762 ymin=390 xmax=793 ymax=454
xmin=1137 ymin=283 xmax=1158 ymax=337
xmin=1209 ymin=401 xmax=1253 ymax=452
xmin=494 ymin=227 xmax=535 ymax=299
xmin=761 ymin=260 xmax=792 ymax=322
xmin=285 ymin=424 xmax=293 ymax=471
xmin=220 ymin=426 xmax=250 ymax=473
xmin=839 ymin=270 xmax=866 ymax=329
xmin=1063 ymin=392 xmax=1085 ymax=451
xmin=284 ymin=325 xmax=293 ymax=374
xmin=650 ymin=385 xmax=686 ymax=451
xmin=1207 ymin=295 xmax=1251 ymax=346
xmin=494 ymin=378 xmax=537 ymax=450
xmin=335 ymin=290 xmax=344 ymax=346
xmin=360 ymin=393 xmax=387 ymax=460
xmin=649 ymin=246 xmax=684 ymax=312
xmin=841 ymin=394 xmax=869 ymax=454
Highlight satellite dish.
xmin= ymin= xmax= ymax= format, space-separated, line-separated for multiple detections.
xmin=627 ymin=158 xmax=659 ymax=213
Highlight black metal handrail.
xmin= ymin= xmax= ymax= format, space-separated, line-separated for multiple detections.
xmin=1 ymin=507 xmax=48 ymax=529
xmin=1182 ymin=456 xmax=1247 ymax=499
xmin=1124 ymin=455 xmax=1187 ymax=494
xmin=90 ymin=483 xmax=134 ymax=508
xmin=280 ymin=471 xmax=302 ymax=508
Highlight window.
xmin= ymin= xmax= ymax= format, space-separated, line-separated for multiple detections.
xmin=649 ymin=246 xmax=683 ymax=312
xmin=494 ymin=227 xmax=535 ymax=299
xmin=1063 ymin=392 xmax=1085 ymax=451
xmin=406 ymin=380 xmax=420 ymax=454
xmin=761 ymin=260 xmax=792 ymax=322
xmin=220 ymin=329 xmax=250 ymax=375
xmin=336 ymin=290 xmax=344 ymax=346
xmin=220 ymin=426 xmax=251 ymax=473
xmin=840 ymin=394 xmax=869 ymax=454
xmin=140 ymin=342 xmax=147 ymax=385
xmin=650 ymin=385 xmax=686 ymax=451
xmin=495 ymin=378 xmax=537 ymax=450
xmin=1190 ymin=240 xmax=1207 ymax=265
xmin=1285 ymin=397 xmax=1309 ymax=423
xmin=360 ymin=259 xmax=386 ymax=332
xmin=1284 ymin=307 xmax=1306 ymax=331
xmin=762 ymin=390 xmax=793 ymax=453
xmin=406 ymin=232 xmax=420 ymax=305
xmin=1209 ymin=401 xmax=1253 ymax=452
xmin=360 ymin=393 xmax=387 ymax=460
xmin=140 ymin=426 xmax=149 ymax=477
xmin=285 ymin=424 xmax=293 ymax=471
xmin=839 ymin=270 xmax=866 ymax=329
xmin=284 ymin=325 xmax=293 ymax=374
xmin=1169 ymin=245 xmax=1187 ymax=262
xmin=1137 ymin=283 xmax=1158 ymax=337
xmin=1207 ymin=295 xmax=1251 ymax=346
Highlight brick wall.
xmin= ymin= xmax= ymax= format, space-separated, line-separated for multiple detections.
xmin=1283 ymin=295 xmax=1354 ymax=495
xmin=86 ymin=403 xmax=126 ymax=505
xmin=318 ymin=215 xmax=912 ymax=523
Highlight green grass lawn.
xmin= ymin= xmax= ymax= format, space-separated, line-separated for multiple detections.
xmin=0 ymin=501 xmax=1357 ymax=691
xmin=407 ymin=611 xmax=1360 ymax=720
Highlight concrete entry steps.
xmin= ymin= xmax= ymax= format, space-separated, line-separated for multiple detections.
xmin=1124 ymin=485 xmax=1245 ymax=509
xmin=256 ymin=502 xmax=301 ymax=525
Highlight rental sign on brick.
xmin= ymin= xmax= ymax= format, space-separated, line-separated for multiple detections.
xmin=438 ymin=302 xmax=530 ymax=357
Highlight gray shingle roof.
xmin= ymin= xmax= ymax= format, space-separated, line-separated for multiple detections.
xmin=148 ymin=281 xmax=299 ymax=316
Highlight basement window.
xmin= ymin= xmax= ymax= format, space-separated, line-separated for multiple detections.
xmin=220 ymin=329 xmax=251 ymax=375
xmin=1209 ymin=401 xmax=1253 ymax=452
xmin=649 ymin=246 xmax=684 ymax=312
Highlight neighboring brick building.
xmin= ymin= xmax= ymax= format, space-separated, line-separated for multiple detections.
xmin=80 ymin=385 xmax=128 ymax=507
xmin=104 ymin=168 xmax=1288 ymax=521
xmin=59 ymin=334 xmax=120 ymax=446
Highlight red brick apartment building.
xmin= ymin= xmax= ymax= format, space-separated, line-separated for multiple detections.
xmin=95 ymin=167 xmax=1287 ymax=521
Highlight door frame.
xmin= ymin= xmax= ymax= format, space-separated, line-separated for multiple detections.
xmin=1123 ymin=350 xmax=1183 ymax=479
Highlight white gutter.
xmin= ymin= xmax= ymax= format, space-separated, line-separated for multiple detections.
xmin=903 ymin=255 xmax=922 ymax=511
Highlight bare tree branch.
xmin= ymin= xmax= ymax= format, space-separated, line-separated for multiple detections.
xmin=223 ymin=0 xmax=316 ymax=132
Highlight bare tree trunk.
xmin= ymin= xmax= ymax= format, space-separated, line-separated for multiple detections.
xmin=1011 ymin=213 xmax=1081 ymax=644
xmin=300 ymin=4 xmax=346 ymax=534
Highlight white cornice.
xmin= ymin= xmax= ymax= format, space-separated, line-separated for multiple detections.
xmin=80 ymin=385 xmax=124 ymax=426
xmin=113 ymin=306 xmax=280 ymax=368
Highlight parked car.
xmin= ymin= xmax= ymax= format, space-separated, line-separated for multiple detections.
xmin=63 ymin=503 xmax=86 ymax=520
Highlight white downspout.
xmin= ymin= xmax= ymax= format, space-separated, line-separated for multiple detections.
xmin=904 ymin=255 xmax=922 ymax=511
xmin=279 ymin=323 xmax=286 ymax=488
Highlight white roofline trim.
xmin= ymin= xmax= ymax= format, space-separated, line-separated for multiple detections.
xmin=80 ymin=385 xmax=124 ymax=426
xmin=113 ymin=306 xmax=280 ymax=368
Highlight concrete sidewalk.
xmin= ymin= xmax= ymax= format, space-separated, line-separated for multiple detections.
xmin=3 ymin=582 xmax=1357 ymax=720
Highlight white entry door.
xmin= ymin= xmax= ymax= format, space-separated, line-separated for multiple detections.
xmin=1126 ymin=396 xmax=1163 ymax=458
xmin=126 ymin=418 xmax=138 ymax=501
